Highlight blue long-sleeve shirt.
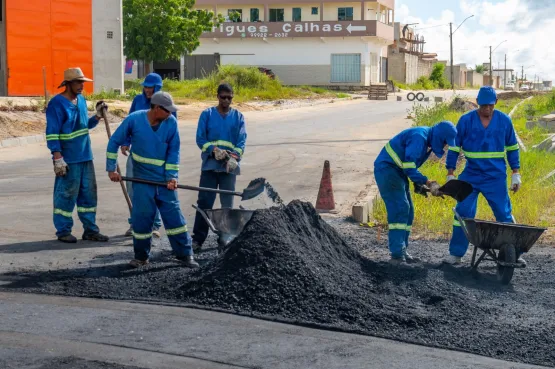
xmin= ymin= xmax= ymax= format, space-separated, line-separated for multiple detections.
xmin=196 ymin=107 xmax=247 ymax=175
xmin=374 ymin=127 xmax=432 ymax=185
xmin=446 ymin=110 xmax=520 ymax=179
xmin=45 ymin=94 xmax=99 ymax=164
xmin=106 ymin=111 xmax=180 ymax=182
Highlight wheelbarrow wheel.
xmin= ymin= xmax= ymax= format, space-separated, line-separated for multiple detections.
xmin=497 ymin=243 xmax=516 ymax=284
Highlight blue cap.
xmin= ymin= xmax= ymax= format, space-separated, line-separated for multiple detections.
xmin=141 ymin=73 xmax=163 ymax=88
xmin=430 ymin=121 xmax=457 ymax=158
xmin=477 ymin=86 xmax=497 ymax=105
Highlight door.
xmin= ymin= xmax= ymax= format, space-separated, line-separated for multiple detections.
xmin=330 ymin=54 xmax=361 ymax=83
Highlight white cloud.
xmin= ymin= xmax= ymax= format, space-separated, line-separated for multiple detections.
xmin=395 ymin=0 xmax=553 ymax=81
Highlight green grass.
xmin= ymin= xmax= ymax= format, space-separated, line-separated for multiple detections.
xmin=336 ymin=93 xmax=350 ymax=99
xmin=115 ymin=65 xmax=334 ymax=103
xmin=372 ymin=94 xmax=555 ymax=237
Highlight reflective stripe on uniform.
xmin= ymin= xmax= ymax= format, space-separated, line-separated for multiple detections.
xmin=453 ymin=220 xmax=461 ymax=227
xmin=133 ymin=231 xmax=152 ymax=240
xmin=106 ymin=152 xmax=118 ymax=160
xmin=54 ymin=208 xmax=73 ymax=218
xmin=505 ymin=144 xmax=519 ymax=151
xmin=132 ymin=152 xmax=165 ymax=166
xmin=449 ymin=146 xmax=461 ymax=153
xmin=59 ymin=128 xmax=89 ymax=140
xmin=463 ymin=151 xmax=505 ymax=159
xmin=165 ymin=163 xmax=179 ymax=171
xmin=46 ymin=134 xmax=60 ymax=141
xmin=385 ymin=143 xmax=416 ymax=170
xmin=389 ymin=223 xmax=407 ymax=230
xmin=406 ymin=225 xmax=412 ymax=232
xmin=77 ymin=207 xmax=96 ymax=213
xmin=166 ymin=225 xmax=188 ymax=236
xmin=202 ymin=140 xmax=243 ymax=156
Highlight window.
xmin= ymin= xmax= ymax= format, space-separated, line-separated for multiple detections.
xmin=228 ymin=9 xmax=242 ymax=22
xmin=250 ymin=8 xmax=260 ymax=22
xmin=311 ymin=7 xmax=318 ymax=15
xmin=107 ymin=31 xmax=113 ymax=39
xmin=292 ymin=8 xmax=301 ymax=22
xmin=269 ymin=8 xmax=284 ymax=22
xmin=331 ymin=54 xmax=361 ymax=83
xmin=338 ymin=7 xmax=354 ymax=21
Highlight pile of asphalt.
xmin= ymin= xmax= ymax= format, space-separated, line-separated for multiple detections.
xmin=4 ymin=201 xmax=555 ymax=367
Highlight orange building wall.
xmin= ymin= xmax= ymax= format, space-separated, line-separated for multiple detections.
xmin=6 ymin=0 xmax=93 ymax=96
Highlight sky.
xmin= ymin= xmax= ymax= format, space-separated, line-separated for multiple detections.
xmin=395 ymin=0 xmax=554 ymax=81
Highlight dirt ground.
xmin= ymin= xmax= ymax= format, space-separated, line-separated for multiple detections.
xmin=0 ymin=97 xmax=344 ymax=140
xmin=3 ymin=202 xmax=555 ymax=368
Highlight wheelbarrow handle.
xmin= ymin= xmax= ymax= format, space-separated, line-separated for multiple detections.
xmin=192 ymin=205 xmax=218 ymax=233
xmin=120 ymin=176 xmax=243 ymax=197
xmin=452 ymin=208 xmax=473 ymax=242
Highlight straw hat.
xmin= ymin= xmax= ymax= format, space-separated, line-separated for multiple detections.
xmin=58 ymin=67 xmax=93 ymax=88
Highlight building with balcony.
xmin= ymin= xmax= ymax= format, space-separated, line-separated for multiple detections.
xmin=193 ymin=0 xmax=395 ymax=86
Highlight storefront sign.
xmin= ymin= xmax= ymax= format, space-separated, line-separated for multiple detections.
xmin=202 ymin=21 xmax=379 ymax=38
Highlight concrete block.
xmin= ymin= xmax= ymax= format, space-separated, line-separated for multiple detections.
xmin=396 ymin=96 xmax=402 ymax=101
xmin=533 ymin=134 xmax=555 ymax=152
xmin=424 ymin=97 xmax=430 ymax=102
xmin=543 ymin=114 xmax=555 ymax=122
xmin=434 ymin=96 xmax=444 ymax=103
xmin=352 ymin=202 xmax=369 ymax=223
xmin=17 ymin=137 xmax=28 ymax=146
xmin=1 ymin=138 xmax=19 ymax=147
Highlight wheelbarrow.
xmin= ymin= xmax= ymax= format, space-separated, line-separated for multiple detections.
xmin=453 ymin=209 xmax=546 ymax=284
xmin=192 ymin=205 xmax=254 ymax=254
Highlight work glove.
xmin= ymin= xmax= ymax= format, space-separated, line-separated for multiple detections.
xmin=414 ymin=182 xmax=429 ymax=198
xmin=213 ymin=147 xmax=228 ymax=161
xmin=226 ymin=155 xmax=238 ymax=173
xmin=447 ymin=175 xmax=456 ymax=182
xmin=511 ymin=173 xmax=522 ymax=193
xmin=428 ymin=181 xmax=443 ymax=197
xmin=53 ymin=157 xmax=68 ymax=177
xmin=95 ymin=100 xmax=108 ymax=118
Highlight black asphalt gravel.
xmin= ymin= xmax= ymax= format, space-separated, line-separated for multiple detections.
xmin=0 ymin=356 xmax=146 ymax=369
xmin=3 ymin=201 xmax=555 ymax=367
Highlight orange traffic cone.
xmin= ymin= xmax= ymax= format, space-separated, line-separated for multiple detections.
xmin=315 ymin=160 xmax=335 ymax=212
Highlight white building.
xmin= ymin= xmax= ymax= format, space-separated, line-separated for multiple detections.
xmin=193 ymin=0 xmax=395 ymax=86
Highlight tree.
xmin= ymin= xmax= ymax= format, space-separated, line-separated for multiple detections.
xmin=429 ymin=63 xmax=451 ymax=89
xmin=475 ymin=64 xmax=485 ymax=74
xmin=123 ymin=0 xmax=221 ymax=64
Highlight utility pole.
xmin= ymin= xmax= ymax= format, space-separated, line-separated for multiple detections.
xmin=450 ymin=22 xmax=454 ymax=89
xmin=489 ymin=46 xmax=493 ymax=86
xmin=504 ymin=54 xmax=507 ymax=89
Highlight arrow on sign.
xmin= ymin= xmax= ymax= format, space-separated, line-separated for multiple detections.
xmin=347 ymin=24 xmax=367 ymax=33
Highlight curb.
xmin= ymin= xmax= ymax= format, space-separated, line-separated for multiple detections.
xmin=0 ymin=122 xmax=122 ymax=149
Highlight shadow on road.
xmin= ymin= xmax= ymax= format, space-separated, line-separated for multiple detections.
xmin=0 ymin=236 xmax=131 ymax=254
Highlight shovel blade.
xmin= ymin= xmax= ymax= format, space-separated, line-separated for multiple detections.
xmin=241 ymin=178 xmax=266 ymax=201
xmin=440 ymin=180 xmax=473 ymax=202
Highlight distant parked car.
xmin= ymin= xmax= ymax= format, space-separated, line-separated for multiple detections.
xmin=520 ymin=85 xmax=530 ymax=91
xmin=505 ymin=82 xmax=515 ymax=91
xmin=258 ymin=67 xmax=275 ymax=79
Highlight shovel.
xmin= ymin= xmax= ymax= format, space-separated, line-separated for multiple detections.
xmin=414 ymin=180 xmax=473 ymax=202
xmin=120 ymin=176 xmax=266 ymax=201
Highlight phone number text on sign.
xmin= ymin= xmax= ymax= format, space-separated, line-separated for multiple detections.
xmin=250 ymin=33 xmax=289 ymax=38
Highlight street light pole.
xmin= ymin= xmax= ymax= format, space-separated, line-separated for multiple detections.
xmin=504 ymin=54 xmax=507 ymax=89
xmin=489 ymin=40 xmax=507 ymax=87
xmin=449 ymin=15 xmax=474 ymax=89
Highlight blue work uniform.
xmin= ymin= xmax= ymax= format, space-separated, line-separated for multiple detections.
xmin=107 ymin=111 xmax=192 ymax=261
xmin=192 ymin=107 xmax=247 ymax=246
xmin=374 ymin=122 xmax=457 ymax=258
xmin=125 ymin=73 xmax=176 ymax=230
xmin=446 ymin=110 xmax=520 ymax=257
xmin=46 ymin=94 xmax=101 ymax=237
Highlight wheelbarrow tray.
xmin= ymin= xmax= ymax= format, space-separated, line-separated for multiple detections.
xmin=461 ymin=218 xmax=546 ymax=253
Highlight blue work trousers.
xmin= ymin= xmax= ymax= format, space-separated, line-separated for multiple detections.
xmin=449 ymin=172 xmax=514 ymax=257
xmin=374 ymin=164 xmax=414 ymax=258
xmin=131 ymin=183 xmax=192 ymax=261
xmin=192 ymin=170 xmax=236 ymax=245
xmin=126 ymin=155 xmax=162 ymax=230
xmin=53 ymin=161 xmax=99 ymax=237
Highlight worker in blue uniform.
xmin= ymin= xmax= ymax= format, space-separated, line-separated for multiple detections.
xmin=191 ymin=83 xmax=247 ymax=252
xmin=374 ymin=121 xmax=457 ymax=263
xmin=445 ymin=86 xmax=522 ymax=265
xmin=46 ymin=67 xmax=109 ymax=243
xmin=122 ymin=73 xmax=177 ymax=238
xmin=107 ymin=92 xmax=198 ymax=269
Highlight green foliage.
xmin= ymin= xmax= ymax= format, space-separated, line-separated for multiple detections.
xmin=336 ymin=93 xmax=350 ymax=98
xmin=429 ymin=63 xmax=451 ymax=89
xmin=123 ymin=0 xmax=221 ymax=63
xmin=475 ymin=64 xmax=485 ymax=74
xmin=228 ymin=10 xmax=241 ymax=22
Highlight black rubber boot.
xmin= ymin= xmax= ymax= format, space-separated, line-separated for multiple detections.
xmin=58 ymin=234 xmax=77 ymax=243
xmin=82 ymin=232 xmax=109 ymax=242
xmin=177 ymin=255 xmax=200 ymax=269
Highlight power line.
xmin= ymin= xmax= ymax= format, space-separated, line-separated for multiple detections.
xmin=414 ymin=23 xmax=449 ymax=30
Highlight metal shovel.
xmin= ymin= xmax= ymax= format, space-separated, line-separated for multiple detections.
xmin=120 ymin=176 xmax=266 ymax=201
